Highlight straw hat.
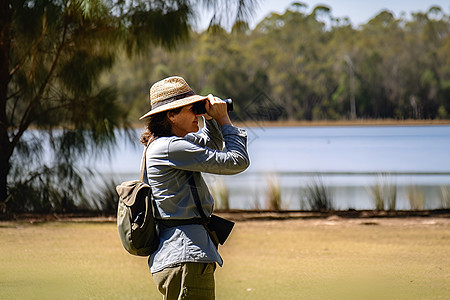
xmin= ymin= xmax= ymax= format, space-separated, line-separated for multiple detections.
xmin=139 ymin=76 xmax=208 ymax=120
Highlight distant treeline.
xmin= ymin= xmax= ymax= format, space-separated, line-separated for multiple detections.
xmin=105 ymin=3 xmax=450 ymax=121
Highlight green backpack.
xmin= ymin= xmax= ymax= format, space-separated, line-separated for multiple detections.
xmin=116 ymin=145 xmax=159 ymax=256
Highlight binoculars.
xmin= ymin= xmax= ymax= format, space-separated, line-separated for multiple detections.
xmin=192 ymin=98 xmax=233 ymax=115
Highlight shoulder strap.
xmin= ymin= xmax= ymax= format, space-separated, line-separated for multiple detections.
xmin=140 ymin=144 xmax=150 ymax=182
xmin=186 ymin=171 xmax=210 ymax=224
xmin=141 ymin=142 xmax=161 ymax=219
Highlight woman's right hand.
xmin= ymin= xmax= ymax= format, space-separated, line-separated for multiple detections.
xmin=206 ymin=94 xmax=232 ymax=126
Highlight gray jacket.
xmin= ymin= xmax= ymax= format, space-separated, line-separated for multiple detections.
xmin=145 ymin=119 xmax=249 ymax=273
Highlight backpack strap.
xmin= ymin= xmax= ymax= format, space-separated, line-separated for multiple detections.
xmin=158 ymin=218 xmax=203 ymax=228
xmin=140 ymin=143 xmax=150 ymax=182
xmin=186 ymin=171 xmax=210 ymax=224
xmin=187 ymin=171 xmax=223 ymax=247
xmin=141 ymin=142 xmax=161 ymax=219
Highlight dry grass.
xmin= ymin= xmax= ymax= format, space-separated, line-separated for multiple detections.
xmin=1 ymin=217 xmax=449 ymax=299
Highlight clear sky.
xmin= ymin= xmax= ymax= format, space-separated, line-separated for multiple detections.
xmin=196 ymin=0 xmax=450 ymax=30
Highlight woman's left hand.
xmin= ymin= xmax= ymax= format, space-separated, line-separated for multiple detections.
xmin=205 ymin=94 xmax=232 ymax=126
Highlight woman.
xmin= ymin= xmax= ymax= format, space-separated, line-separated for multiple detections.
xmin=139 ymin=76 xmax=249 ymax=300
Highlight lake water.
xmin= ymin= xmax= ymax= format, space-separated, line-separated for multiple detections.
xmin=98 ymin=125 xmax=450 ymax=210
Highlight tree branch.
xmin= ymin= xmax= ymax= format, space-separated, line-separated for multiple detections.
xmin=12 ymin=20 xmax=69 ymax=150
xmin=10 ymin=8 xmax=48 ymax=79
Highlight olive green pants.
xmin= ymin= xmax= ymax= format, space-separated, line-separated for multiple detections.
xmin=152 ymin=262 xmax=216 ymax=300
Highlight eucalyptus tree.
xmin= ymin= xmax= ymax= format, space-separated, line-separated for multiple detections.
xmin=354 ymin=7 xmax=449 ymax=119
xmin=404 ymin=7 xmax=450 ymax=119
xmin=252 ymin=3 xmax=337 ymax=120
xmin=0 ymin=0 xmax=258 ymax=212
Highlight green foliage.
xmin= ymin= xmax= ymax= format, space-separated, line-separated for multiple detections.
xmin=106 ymin=5 xmax=450 ymax=122
xmin=8 ymin=163 xmax=84 ymax=213
xmin=3 ymin=1 xmax=449 ymax=213
xmin=1 ymin=0 xmax=258 ymax=211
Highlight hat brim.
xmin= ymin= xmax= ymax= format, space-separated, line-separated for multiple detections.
xmin=139 ymin=94 xmax=208 ymax=120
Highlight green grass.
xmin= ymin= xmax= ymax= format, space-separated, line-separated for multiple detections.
xmin=1 ymin=219 xmax=449 ymax=299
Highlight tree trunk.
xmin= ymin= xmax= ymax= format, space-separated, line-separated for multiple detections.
xmin=0 ymin=152 xmax=10 ymax=203
xmin=0 ymin=1 xmax=12 ymax=202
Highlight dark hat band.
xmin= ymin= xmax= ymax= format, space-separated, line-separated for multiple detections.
xmin=151 ymin=90 xmax=196 ymax=110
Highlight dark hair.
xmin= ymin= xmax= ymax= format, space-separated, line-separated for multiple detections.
xmin=140 ymin=107 xmax=183 ymax=145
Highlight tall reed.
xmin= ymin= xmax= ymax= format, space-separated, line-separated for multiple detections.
xmin=407 ymin=185 xmax=425 ymax=210
xmin=303 ymin=175 xmax=334 ymax=211
xmin=440 ymin=186 xmax=450 ymax=209
xmin=210 ymin=177 xmax=229 ymax=211
xmin=369 ymin=173 xmax=397 ymax=211
xmin=266 ymin=174 xmax=282 ymax=211
xmin=252 ymin=194 xmax=262 ymax=210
